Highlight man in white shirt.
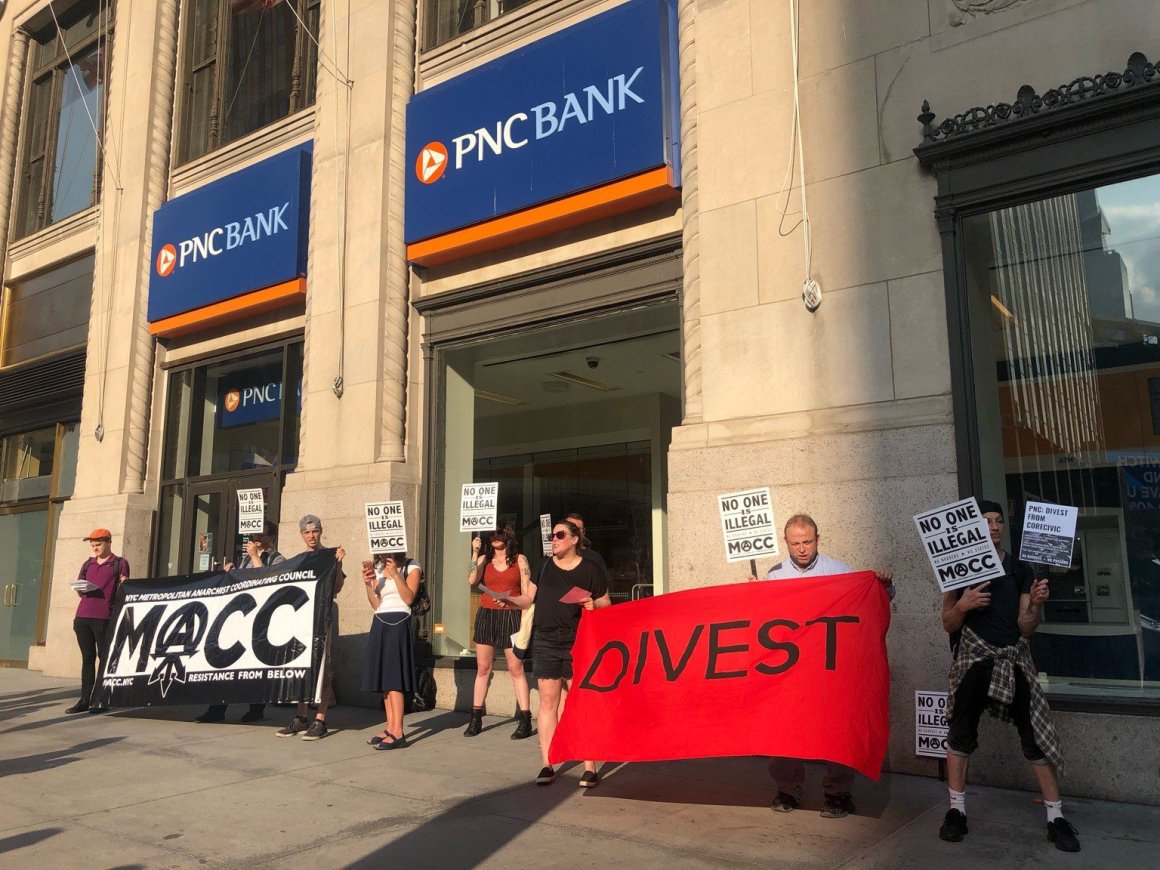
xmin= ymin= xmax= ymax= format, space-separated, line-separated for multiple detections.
xmin=748 ymin=513 xmax=893 ymax=819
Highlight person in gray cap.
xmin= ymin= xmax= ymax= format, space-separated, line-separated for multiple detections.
xmin=276 ymin=514 xmax=345 ymax=741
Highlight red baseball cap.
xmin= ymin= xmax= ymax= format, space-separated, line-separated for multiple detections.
xmin=84 ymin=528 xmax=113 ymax=541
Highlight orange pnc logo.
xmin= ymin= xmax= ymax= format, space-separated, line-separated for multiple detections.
xmin=224 ymin=389 xmax=241 ymax=413
xmin=415 ymin=142 xmax=448 ymax=184
xmin=155 ymin=243 xmax=177 ymax=277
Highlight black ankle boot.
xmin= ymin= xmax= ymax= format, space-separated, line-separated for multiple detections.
xmin=463 ymin=708 xmax=483 ymax=736
xmin=510 ymin=709 xmax=533 ymax=740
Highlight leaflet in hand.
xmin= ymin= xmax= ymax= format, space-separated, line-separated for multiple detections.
xmin=477 ymin=583 xmax=510 ymax=600
xmin=559 ymin=586 xmax=591 ymax=605
xmin=71 ymin=580 xmax=99 ymax=593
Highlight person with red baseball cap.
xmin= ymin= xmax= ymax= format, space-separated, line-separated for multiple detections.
xmin=68 ymin=529 xmax=130 ymax=714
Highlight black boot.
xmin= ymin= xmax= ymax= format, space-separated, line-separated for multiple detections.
xmin=510 ymin=709 xmax=533 ymax=740
xmin=463 ymin=708 xmax=483 ymax=737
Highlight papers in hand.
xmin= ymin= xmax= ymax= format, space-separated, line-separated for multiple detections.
xmin=477 ymin=583 xmax=510 ymax=600
xmin=71 ymin=580 xmax=99 ymax=593
xmin=559 ymin=586 xmax=590 ymax=605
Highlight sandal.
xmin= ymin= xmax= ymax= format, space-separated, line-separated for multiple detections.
xmin=373 ymin=733 xmax=399 ymax=751
xmin=366 ymin=732 xmax=389 ymax=746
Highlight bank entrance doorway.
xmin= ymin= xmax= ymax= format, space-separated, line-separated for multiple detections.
xmin=430 ymin=297 xmax=682 ymax=658
xmin=154 ymin=340 xmax=301 ymax=576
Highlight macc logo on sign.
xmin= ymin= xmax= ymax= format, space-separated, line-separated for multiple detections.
xmin=154 ymin=203 xmax=292 ymax=278
xmin=414 ymin=68 xmax=646 ymax=186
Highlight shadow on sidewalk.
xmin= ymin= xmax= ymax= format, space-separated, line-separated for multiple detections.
xmin=0 ymin=827 xmax=63 ymax=855
xmin=0 ymin=737 xmax=125 ymax=779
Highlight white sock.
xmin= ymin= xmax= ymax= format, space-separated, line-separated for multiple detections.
xmin=1044 ymin=799 xmax=1063 ymax=823
xmin=949 ymin=788 xmax=966 ymax=815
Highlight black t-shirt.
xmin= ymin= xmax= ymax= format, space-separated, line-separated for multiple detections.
xmin=956 ymin=552 xmax=1034 ymax=648
xmin=532 ymin=556 xmax=609 ymax=636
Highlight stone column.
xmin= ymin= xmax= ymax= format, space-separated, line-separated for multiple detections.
xmin=0 ymin=30 xmax=29 ymax=277
xmin=122 ymin=0 xmax=179 ymax=492
xmin=379 ymin=0 xmax=416 ymax=462
xmin=677 ymin=0 xmax=702 ymax=424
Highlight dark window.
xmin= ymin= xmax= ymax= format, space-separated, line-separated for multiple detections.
xmin=423 ymin=0 xmax=538 ymax=51
xmin=16 ymin=3 xmax=111 ymax=239
xmin=0 ymin=255 xmax=94 ymax=367
xmin=178 ymin=0 xmax=320 ymax=165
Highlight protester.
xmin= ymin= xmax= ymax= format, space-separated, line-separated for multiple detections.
xmin=938 ymin=500 xmax=1079 ymax=852
xmin=67 ymin=529 xmax=130 ymax=715
xmin=465 ymin=527 xmax=533 ymax=739
xmin=507 ymin=520 xmax=610 ymax=787
xmin=196 ymin=521 xmax=285 ymax=724
xmin=565 ymin=512 xmax=612 ymax=586
xmin=748 ymin=513 xmax=893 ymax=819
xmin=361 ymin=552 xmax=421 ymax=750
xmin=275 ymin=514 xmax=345 ymax=741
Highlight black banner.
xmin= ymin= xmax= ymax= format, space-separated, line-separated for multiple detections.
xmin=96 ymin=549 xmax=337 ymax=708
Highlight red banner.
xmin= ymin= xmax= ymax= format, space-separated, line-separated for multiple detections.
xmin=549 ymin=572 xmax=891 ymax=779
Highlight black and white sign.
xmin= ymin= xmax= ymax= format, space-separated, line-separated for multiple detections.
xmin=1019 ymin=501 xmax=1078 ymax=568
xmin=460 ymin=482 xmax=498 ymax=532
xmin=717 ymin=487 xmax=779 ymax=563
xmin=96 ymin=549 xmax=337 ymax=708
xmin=366 ymin=501 xmax=407 ymax=554
xmin=914 ymin=497 xmax=1004 ymax=593
xmin=237 ymin=488 xmax=265 ymax=534
xmin=915 ymin=690 xmax=949 ymax=758
xmin=540 ymin=513 xmax=553 ymax=557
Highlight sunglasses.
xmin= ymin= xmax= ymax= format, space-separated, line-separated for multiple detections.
xmin=551 ymin=530 xmax=572 ymax=540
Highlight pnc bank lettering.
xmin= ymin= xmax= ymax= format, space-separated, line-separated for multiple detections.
xmin=157 ymin=201 xmax=291 ymax=276
xmin=429 ymin=67 xmax=647 ymax=180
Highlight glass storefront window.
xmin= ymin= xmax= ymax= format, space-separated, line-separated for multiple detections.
xmin=164 ymin=346 xmax=302 ymax=478
xmin=0 ymin=427 xmax=56 ymax=502
xmin=155 ymin=341 xmax=301 ymax=577
xmin=965 ymin=173 xmax=1160 ymax=700
xmin=431 ymin=302 xmax=681 ymax=657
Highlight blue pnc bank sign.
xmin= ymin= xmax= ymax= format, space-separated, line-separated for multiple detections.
xmin=404 ymin=0 xmax=680 ymax=249
xmin=148 ymin=144 xmax=312 ymax=324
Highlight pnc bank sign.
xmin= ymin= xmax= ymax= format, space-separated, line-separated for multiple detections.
xmin=148 ymin=144 xmax=311 ymax=330
xmin=405 ymin=0 xmax=680 ymax=260
xmin=415 ymin=66 xmax=648 ymax=185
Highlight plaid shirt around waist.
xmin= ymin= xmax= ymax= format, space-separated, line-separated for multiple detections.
xmin=947 ymin=625 xmax=1063 ymax=773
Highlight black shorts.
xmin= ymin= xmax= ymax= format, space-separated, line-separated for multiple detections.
xmin=533 ymin=630 xmax=576 ymax=681
xmin=946 ymin=660 xmax=1045 ymax=762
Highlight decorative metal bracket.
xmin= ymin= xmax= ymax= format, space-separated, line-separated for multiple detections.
xmin=917 ymin=51 xmax=1157 ymax=145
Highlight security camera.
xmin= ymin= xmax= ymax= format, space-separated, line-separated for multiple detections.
xmin=586 ymin=356 xmax=600 ymax=369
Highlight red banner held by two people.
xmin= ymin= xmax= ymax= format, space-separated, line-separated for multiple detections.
xmin=548 ymin=572 xmax=891 ymax=780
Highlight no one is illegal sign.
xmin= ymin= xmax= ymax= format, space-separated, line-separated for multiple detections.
xmin=913 ymin=497 xmax=1004 ymax=593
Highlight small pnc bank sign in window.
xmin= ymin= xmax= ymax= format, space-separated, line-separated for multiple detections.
xmin=148 ymin=144 xmax=312 ymax=329
xmin=405 ymin=0 xmax=680 ymax=262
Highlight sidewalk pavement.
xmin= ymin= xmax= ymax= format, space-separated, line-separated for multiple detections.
xmin=2 ymin=668 xmax=1156 ymax=869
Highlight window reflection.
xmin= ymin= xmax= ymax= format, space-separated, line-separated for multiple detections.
xmin=966 ymin=173 xmax=1160 ymax=699
xmin=52 ymin=41 xmax=105 ymax=224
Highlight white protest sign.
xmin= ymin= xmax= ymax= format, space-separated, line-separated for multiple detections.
xmin=1019 ymin=501 xmax=1078 ymax=568
xmin=540 ymin=513 xmax=553 ymax=557
xmin=718 ymin=487 xmax=779 ymax=563
xmin=237 ymin=488 xmax=265 ymax=535
xmin=913 ymin=497 xmax=1004 ymax=592
xmin=460 ymin=482 xmax=498 ymax=533
xmin=366 ymin=501 xmax=407 ymax=554
xmin=915 ymin=691 xmax=948 ymax=758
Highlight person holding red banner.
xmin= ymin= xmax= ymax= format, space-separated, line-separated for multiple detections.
xmin=506 ymin=520 xmax=610 ymax=787
xmin=749 ymin=513 xmax=894 ymax=819
xmin=937 ymin=500 xmax=1079 ymax=853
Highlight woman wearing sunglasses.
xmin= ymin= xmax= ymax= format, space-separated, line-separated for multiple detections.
xmin=465 ymin=527 xmax=533 ymax=739
xmin=506 ymin=520 xmax=610 ymax=788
